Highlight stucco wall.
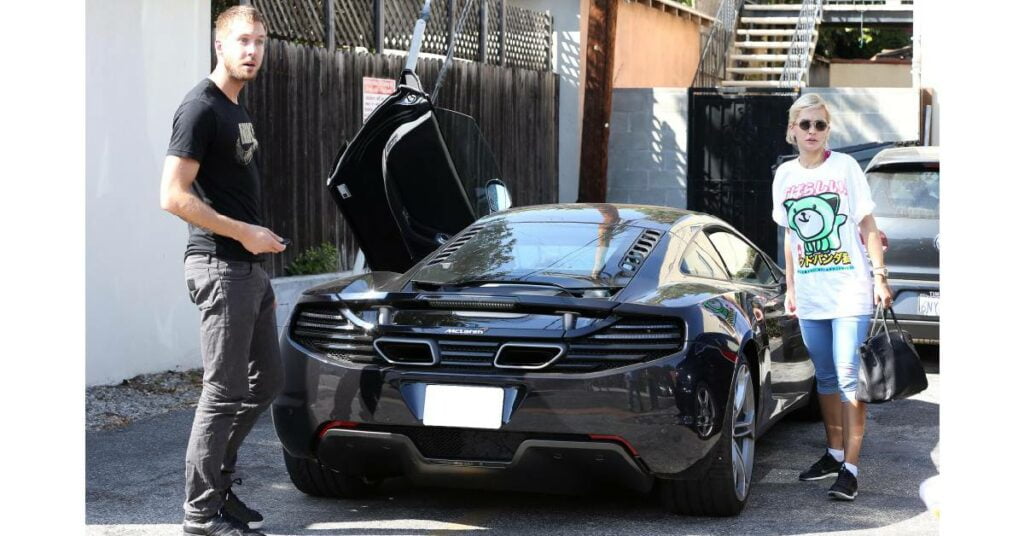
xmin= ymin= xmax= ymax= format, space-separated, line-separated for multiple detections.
xmin=830 ymin=61 xmax=912 ymax=88
xmin=613 ymin=2 xmax=702 ymax=88
xmin=86 ymin=0 xmax=211 ymax=386
xmin=801 ymin=88 xmax=920 ymax=147
xmin=510 ymin=0 xmax=586 ymax=203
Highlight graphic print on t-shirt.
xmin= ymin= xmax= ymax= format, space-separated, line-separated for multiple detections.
xmin=783 ymin=189 xmax=854 ymax=274
xmin=235 ymin=122 xmax=259 ymax=165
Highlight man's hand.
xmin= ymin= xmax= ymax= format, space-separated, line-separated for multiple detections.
xmin=161 ymin=155 xmax=286 ymax=255
xmin=238 ymin=223 xmax=287 ymax=255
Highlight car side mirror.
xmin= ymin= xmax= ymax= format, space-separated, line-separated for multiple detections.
xmin=485 ymin=179 xmax=512 ymax=213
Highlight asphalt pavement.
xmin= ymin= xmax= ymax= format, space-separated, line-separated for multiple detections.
xmin=86 ymin=349 xmax=940 ymax=536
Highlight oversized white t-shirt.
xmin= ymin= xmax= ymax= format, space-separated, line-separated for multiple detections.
xmin=772 ymin=151 xmax=876 ymax=319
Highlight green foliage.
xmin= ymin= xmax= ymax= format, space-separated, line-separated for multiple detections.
xmin=815 ymin=27 xmax=912 ymax=60
xmin=285 ymin=243 xmax=340 ymax=276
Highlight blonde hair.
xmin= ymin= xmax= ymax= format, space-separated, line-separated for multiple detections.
xmin=215 ymin=5 xmax=265 ymax=39
xmin=786 ymin=93 xmax=832 ymax=146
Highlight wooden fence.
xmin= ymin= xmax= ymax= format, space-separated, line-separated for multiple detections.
xmin=241 ymin=39 xmax=560 ymax=277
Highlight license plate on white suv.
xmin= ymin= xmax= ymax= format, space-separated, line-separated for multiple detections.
xmin=423 ymin=384 xmax=505 ymax=429
xmin=918 ymin=292 xmax=940 ymax=317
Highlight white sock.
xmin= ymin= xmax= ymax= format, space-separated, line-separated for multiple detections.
xmin=828 ymin=448 xmax=845 ymax=462
xmin=843 ymin=463 xmax=859 ymax=477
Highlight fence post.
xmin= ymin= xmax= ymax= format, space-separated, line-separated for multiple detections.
xmin=373 ymin=0 xmax=384 ymax=53
xmin=448 ymin=0 xmax=457 ymax=57
xmin=324 ymin=0 xmax=335 ymax=53
xmin=498 ymin=0 xmax=506 ymax=67
xmin=478 ymin=0 xmax=488 ymax=64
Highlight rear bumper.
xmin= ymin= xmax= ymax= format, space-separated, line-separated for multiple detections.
xmin=272 ymin=332 xmax=738 ymax=483
xmin=874 ymin=318 xmax=939 ymax=345
xmin=885 ymin=278 xmax=940 ymax=345
xmin=316 ymin=428 xmax=654 ymax=494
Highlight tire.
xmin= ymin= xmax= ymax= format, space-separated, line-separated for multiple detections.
xmin=659 ymin=355 xmax=757 ymax=516
xmin=282 ymin=448 xmax=375 ymax=498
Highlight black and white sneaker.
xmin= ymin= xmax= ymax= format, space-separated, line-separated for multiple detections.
xmin=828 ymin=467 xmax=859 ymax=501
xmin=799 ymin=452 xmax=843 ymax=481
xmin=182 ymin=512 xmax=265 ymax=536
xmin=223 ymin=480 xmax=264 ymax=529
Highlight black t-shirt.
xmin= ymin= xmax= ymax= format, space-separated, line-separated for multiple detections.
xmin=167 ymin=79 xmax=263 ymax=262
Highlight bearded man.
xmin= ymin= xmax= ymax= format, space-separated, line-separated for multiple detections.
xmin=159 ymin=6 xmax=285 ymax=535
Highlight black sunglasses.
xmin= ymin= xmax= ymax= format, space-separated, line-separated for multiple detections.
xmin=797 ymin=119 xmax=829 ymax=132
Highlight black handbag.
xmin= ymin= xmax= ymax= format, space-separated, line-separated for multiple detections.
xmin=856 ymin=305 xmax=929 ymax=403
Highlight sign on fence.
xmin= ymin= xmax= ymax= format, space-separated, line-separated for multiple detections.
xmin=362 ymin=77 xmax=396 ymax=123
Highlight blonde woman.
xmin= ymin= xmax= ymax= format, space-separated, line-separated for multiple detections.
xmin=771 ymin=94 xmax=893 ymax=501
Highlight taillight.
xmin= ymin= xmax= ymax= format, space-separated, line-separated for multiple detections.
xmin=317 ymin=420 xmax=359 ymax=439
xmin=589 ymin=434 xmax=640 ymax=457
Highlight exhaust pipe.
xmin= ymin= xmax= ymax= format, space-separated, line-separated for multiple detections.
xmin=373 ymin=337 xmax=439 ymax=366
xmin=493 ymin=343 xmax=566 ymax=370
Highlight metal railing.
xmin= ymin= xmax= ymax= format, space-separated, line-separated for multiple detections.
xmin=780 ymin=0 xmax=823 ymax=87
xmin=692 ymin=0 xmax=743 ymax=87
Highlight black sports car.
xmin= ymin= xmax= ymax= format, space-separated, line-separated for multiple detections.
xmin=272 ymin=70 xmax=814 ymax=515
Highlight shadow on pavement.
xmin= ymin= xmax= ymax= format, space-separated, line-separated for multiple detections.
xmin=87 ymin=350 xmax=939 ymax=535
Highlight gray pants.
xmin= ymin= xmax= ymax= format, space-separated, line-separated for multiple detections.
xmin=182 ymin=254 xmax=283 ymax=521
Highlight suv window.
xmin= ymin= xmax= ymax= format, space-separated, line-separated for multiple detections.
xmin=680 ymin=233 xmax=730 ymax=280
xmin=867 ymin=169 xmax=940 ymax=219
xmin=706 ymin=230 xmax=777 ymax=285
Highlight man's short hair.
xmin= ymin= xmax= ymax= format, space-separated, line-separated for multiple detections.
xmin=215 ymin=5 xmax=266 ymax=39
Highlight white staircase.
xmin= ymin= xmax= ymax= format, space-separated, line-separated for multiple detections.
xmin=722 ymin=0 xmax=823 ymax=88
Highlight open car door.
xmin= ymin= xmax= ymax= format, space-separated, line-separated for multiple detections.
xmin=326 ymin=72 xmax=511 ymax=273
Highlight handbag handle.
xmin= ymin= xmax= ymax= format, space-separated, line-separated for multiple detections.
xmin=869 ymin=303 xmax=888 ymax=338
xmin=870 ymin=304 xmax=905 ymax=340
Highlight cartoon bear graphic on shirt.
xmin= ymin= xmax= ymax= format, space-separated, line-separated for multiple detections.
xmin=784 ymin=193 xmax=847 ymax=254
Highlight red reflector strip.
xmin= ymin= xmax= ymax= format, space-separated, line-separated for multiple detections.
xmin=719 ymin=349 xmax=739 ymax=363
xmin=588 ymin=434 xmax=639 ymax=457
xmin=317 ymin=420 xmax=359 ymax=439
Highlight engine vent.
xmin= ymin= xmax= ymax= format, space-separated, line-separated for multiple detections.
xmin=369 ymin=317 xmax=683 ymax=373
xmin=561 ymin=318 xmax=683 ymax=372
xmin=290 ymin=306 xmax=376 ymax=364
xmin=426 ymin=224 xmax=484 ymax=266
xmin=619 ymin=229 xmax=663 ymax=274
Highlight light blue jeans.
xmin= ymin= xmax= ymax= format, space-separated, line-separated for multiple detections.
xmin=798 ymin=316 xmax=871 ymax=402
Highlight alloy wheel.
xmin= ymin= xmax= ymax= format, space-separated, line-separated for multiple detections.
xmin=731 ymin=364 xmax=756 ymax=501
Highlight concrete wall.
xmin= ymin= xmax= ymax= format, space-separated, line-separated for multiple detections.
xmin=915 ymin=0 xmax=938 ymax=145
xmin=511 ymin=0 xmax=586 ymax=203
xmin=801 ymin=88 xmax=920 ymax=148
xmin=613 ymin=2 xmax=701 ymax=88
xmin=606 ymin=88 xmax=688 ymax=208
xmin=86 ymin=0 xmax=211 ymax=386
xmin=829 ymin=61 xmax=912 ymax=88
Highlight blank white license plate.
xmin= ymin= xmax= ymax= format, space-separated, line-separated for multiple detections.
xmin=918 ymin=293 xmax=940 ymax=316
xmin=422 ymin=384 xmax=504 ymax=429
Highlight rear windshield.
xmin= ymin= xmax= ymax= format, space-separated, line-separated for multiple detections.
xmin=866 ymin=170 xmax=939 ymax=219
xmin=414 ymin=221 xmax=645 ymax=284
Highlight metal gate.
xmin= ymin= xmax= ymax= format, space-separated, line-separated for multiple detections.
xmin=687 ymin=89 xmax=796 ymax=259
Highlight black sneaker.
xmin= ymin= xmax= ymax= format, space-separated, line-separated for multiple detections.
xmin=182 ymin=512 xmax=265 ymax=536
xmin=799 ymin=452 xmax=843 ymax=481
xmin=223 ymin=479 xmax=264 ymax=529
xmin=828 ymin=466 xmax=859 ymax=501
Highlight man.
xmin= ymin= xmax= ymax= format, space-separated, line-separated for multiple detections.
xmin=160 ymin=6 xmax=283 ymax=536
